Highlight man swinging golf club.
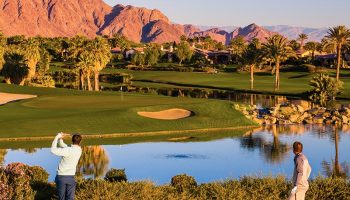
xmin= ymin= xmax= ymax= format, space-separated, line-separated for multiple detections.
xmin=51 ymin=132 xmax=82 ymax=200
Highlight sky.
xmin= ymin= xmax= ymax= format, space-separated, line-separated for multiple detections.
xmin=104 ymin=0 xmax=350 ymax=28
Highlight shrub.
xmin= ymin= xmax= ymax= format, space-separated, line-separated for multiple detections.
xmin=309 ymin=73 xmax=343 ymax=107
xmin=0 ymin=168 xmax=13 ymax=200
xmin=30 ymin=75 xmax=55 ymax=88
xmin=170 ymin=174 xmax=198 ymax=193
xmin=104 ymin=168 xmax=127 ymax=182
xmin=4 ymin=163 xmax=35 ymax=200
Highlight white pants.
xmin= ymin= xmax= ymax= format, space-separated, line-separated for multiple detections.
xmin=288 ymin=188 xmax=308 ymax=200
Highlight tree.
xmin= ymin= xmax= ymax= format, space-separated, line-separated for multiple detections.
xmin=304 ymin=41 xmax=319 ymax=60
xmin=241 ymin=38 xmax=264 ymax=89
xmin=109 ymin=34 xmax=130 ymax=51
xmin=0 ymin=33 xmax=6 ymax=72
xmin=23 ymin=38 xmax=41 ymax=81
xmin=175 ymin=41 xmax=193 ymax=65
xmin=297 ymin=33 xmax=308 ymax=49
xmin=2 ymin=50 xmax=29 ymax=85
xmin=230 ymin=36 xmax=247 ymax=63
xmin=309 ymin=73 xmax=343 ymax=107
xmin=131 ymin=52 xmax=145 ymax=67
xmin=323 ymin=26 xmax=350 ymax=81
xmin=77 ymin=51 xmax=94 ymax=91
xmin=68 ymin=35 xmax=90 ymax=90
xmin=289 ymin=40 xmax=301 ymax=52
xmin=144 ymin=45 xmax=160 ymax=66
xmin=89 ymin=37 xmax=111 ymax=91
xmin=263 ymin=34 xmax=295 ymax=90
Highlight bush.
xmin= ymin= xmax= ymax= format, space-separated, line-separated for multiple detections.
xmin=30 ymin=75 xmax=55 ymax=88
xmin=309 ymin=73 xmax=343 ymax=107
xmin=170 ymin=174 xmax=198 ymax=193
xmin=3 ymin=163 xmax=35 ymax=200
xmin=104 ymin=168 xmax=127 ymax=182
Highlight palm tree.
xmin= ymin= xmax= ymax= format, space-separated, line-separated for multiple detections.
xmin=241 ymin=38 xmax=264 ymax=89
xmin=89 ymin=37 xmax=111 ymax=91
xmin=2 ymin=50 xmax=29 ymax=85
xmin=304 ymin=41 xmax=319 ymax=60
xmin=68 ymin=35 xmax=90 ymax=90
xmin=0 ymin=33 xmax=6 ymax=72
xmin=230 ymin=36 xmax=247 ymax=62
xmin=77 ymin=51 xmax=93 ymax=91
xmin=323 ymin=26 xmax=350 ymax=81
xmin=263 ymin=34 xmax=295 ymax=90
xmin=297 ymin=33 xmax=308 ymax=49
xmin=24 ymin=38 xmax=41 ymax=81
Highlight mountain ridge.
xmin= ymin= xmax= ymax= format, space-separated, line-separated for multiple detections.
xmin=0 ymin=0 xmax=327 ymax=43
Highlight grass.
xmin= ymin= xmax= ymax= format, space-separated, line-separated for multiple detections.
xmin=0 ymin=83 xmax=254 ymax=139
xmin=101 ymin=68 xmax=350 ymax=98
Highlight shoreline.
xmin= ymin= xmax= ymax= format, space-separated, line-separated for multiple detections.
xmin=0 ymin=125 xmax=259 ymax=142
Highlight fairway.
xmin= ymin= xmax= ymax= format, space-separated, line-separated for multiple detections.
xmin=0 ymin=84 xmax=254 ymax=139
xmin=103 ymin=68 xmax=350 ymax=98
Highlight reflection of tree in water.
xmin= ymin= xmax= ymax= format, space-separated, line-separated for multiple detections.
xmin=77 ymin=146 xmax=110 ymax=179
xmin=22 ymin=148 xmax=37 ymax=154
xmin=0 ymin=149 xmax=7 ymax=165
xmin=322 ymin=127 xmax=350 ymax=179
xmin=241 ymin=125 xmax=290 ymax=164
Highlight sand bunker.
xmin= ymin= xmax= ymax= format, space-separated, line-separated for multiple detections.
xmin=138 ymin=108 xmax=192 ymax=120
xmin=0 ymin=93 xmax=37 ymax=105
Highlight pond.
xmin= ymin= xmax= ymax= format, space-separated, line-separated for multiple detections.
xmin=1 ymin=125 xmax=349 ymax=184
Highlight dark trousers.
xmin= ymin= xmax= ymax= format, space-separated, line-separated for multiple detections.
xmin=55 ymin=175 xmax=76 ymax=200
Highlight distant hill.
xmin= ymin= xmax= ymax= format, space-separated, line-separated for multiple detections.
xmin=0 ymin=0 xmax=327 ymax=43
xmin=264 ymin=25 xmax=328 ymax=42
xmin=198 ymin=25 xmax=328 ymax=42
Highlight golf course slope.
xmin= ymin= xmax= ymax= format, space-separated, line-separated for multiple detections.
xmin=138 ymin=109 xmax=192 ymax=120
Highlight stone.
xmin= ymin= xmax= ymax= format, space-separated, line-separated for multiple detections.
xmin=289 ymin=114 xmax=300 ymax=123
xmin=296 ymin=105 xmax=305 ymax=113
xmin=304 ymin=118 xmax=314 ymax=124
xmin=252 ymin=118 xmax=264 ymax=125
xmin=313 ymin=117 xmax=324 ymax=124
xmin=290 ymin=100 xmax=311 ymax=110
xmin=342 ymin=115 xmax=349 ymax=124
xmin=279 ymin=106 xmax=295 ymax=117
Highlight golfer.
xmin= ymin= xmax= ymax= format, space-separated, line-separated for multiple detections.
xmin=51 ymin=132 xmax=82 ymax=200
xmin=288 ymin=141 xmax=312 ymax=200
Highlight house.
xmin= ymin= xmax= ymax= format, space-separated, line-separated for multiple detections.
xmin=125 ymin=47 xmax=145 ymax=59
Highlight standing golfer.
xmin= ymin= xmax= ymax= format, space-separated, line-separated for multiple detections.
xmin=289 ymin=141 xmax=312 ymax=200
xmin=51 ymin=132 xmax=82 ymax=200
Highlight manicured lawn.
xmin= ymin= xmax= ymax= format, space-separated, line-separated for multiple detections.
xmin=0 ymin=84 xmax=254 ymax=139
xmin=102 ymin=68 xmax=350 ymax=98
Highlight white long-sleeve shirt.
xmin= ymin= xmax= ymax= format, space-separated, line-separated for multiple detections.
xmin=51 ymin=135 xmax=82 ymax=176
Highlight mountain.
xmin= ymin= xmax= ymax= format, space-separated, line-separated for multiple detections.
xmin=199 ymin=25 xmax=328 ymax=42
xmin=197 ymin=25 xmax=238 ymax=32
xmin=0 ymin=0 xmax=326 ymax=43
xmin=264 ymin=25 xmax=328 ymax=42
xmin=230 ymin=23 xmax=275 ymax=42
xmin=0 ymin=0 xmax=186 ymax=43
xmin=190 ymin=24 xmax=275 ymax=45
xmin=0 ymin=0 xmax=111 ymax=37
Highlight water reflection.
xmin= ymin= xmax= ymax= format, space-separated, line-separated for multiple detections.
xmin=241 ymin=126 xmax=290 ymax=164
xmin=77 ymin=146 xmax=110 ymax=179
xmin=0 ymin=149 xmax=7 ymax=165
xmin=2 ymin=125 xmax=350 ymax=183
xmin=322 ymin=126 xmax=350 ymax=179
